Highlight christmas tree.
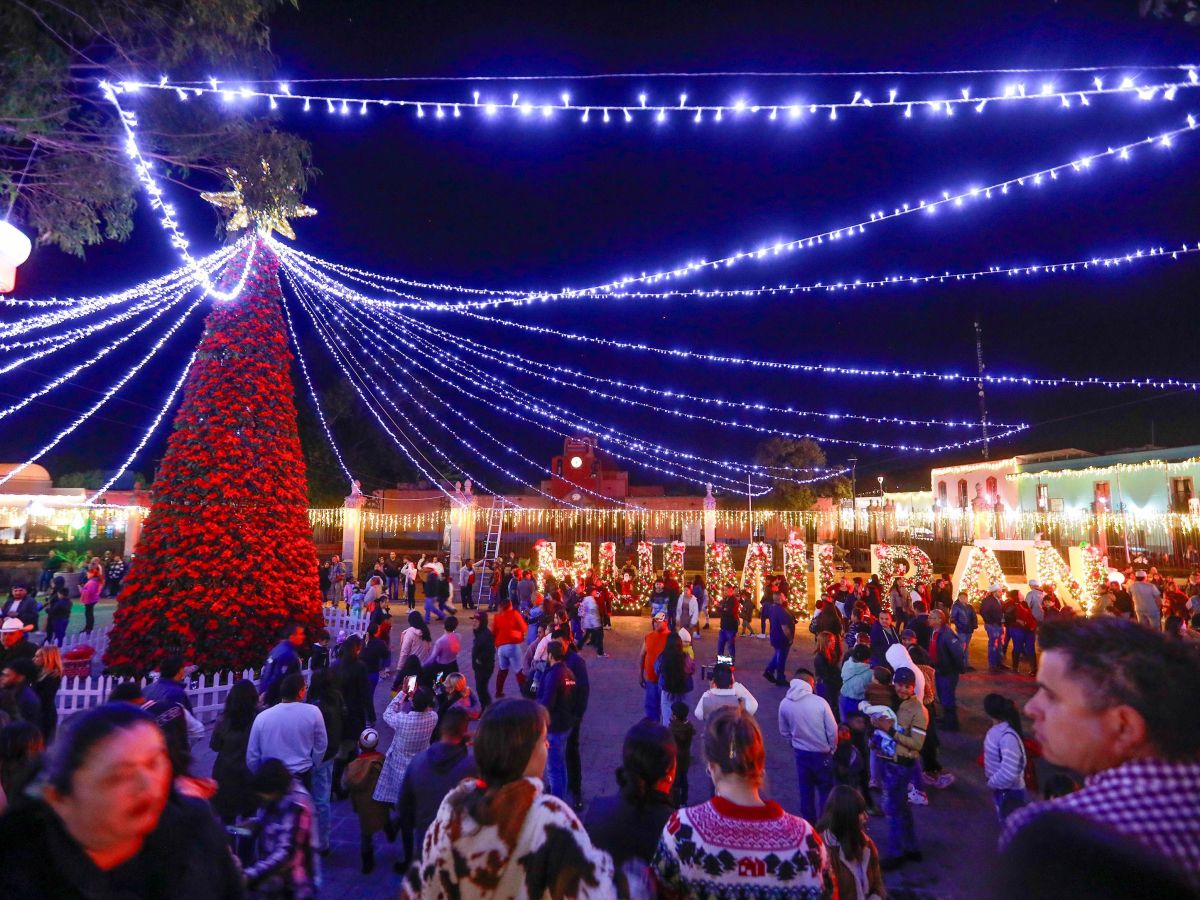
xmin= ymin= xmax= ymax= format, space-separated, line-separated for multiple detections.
xmin=105 ymin=238 xmax=324 ymax=673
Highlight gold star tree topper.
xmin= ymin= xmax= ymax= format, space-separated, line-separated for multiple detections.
xmin=200 ymin=159 xmax=316 ymax=240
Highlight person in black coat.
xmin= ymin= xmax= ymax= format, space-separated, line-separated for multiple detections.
xmin=583 ymin=719 xmax=677 ymax=869
xmin=471 ymin=611 xmax=495 ymax=710
xmin=209 ymin=679 xmax=258 ymax=821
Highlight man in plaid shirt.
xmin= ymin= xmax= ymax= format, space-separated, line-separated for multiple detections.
xmin=1000 ymin=617 xmax=1200 ymax=890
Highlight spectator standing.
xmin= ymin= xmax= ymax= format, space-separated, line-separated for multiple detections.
xmin=813 ymin=631 xmax=844 ymax=722
xmin=764 ymin=595 xmax=796 ymax=685
xmin=246 ymin=673 xmax=328 ymax=790
xmin=244 ymin=759 xmax=316 ymax=899
xmin=816 ymin=786 xmax=887 ymax=900
xmin=980 ymin=585 xmax=1007 ymax=673
xmin=983 ymin=693 xmax=1028 ymax=822
xmin=535 ymin=641 xmax=576 ymax=801
xmin=397 ymin=707 xmax=478 ymax=870
xmin=653 ymin=706 xmax=835 ymax=897
xmin=1 ymin=584 xmax=37 ymax=632
xmin=44 ymin=587 xmax=71 ymax=646
xmin=869 ymin=667 xmax=928 ymax=870
xmin=868 ymin=610 xmax=900 ymax=667
xmin=342 ymin=727 xmax=388 ymax=874
xmin=839 ymin=645 xmax=875 ymax=723
xmin=422 ymin=616 xmax=461 ymax=683
xmin=79 ymin=565 xmax=101 ymax=634
xmin=1000 ymin=617 xmax=1200 ymax=890
xmin=398 ymin=699 xmax=615 ymax=898
xmin=259 ymin=624 xmax=305 ymax=706
xmin=563 ymin=638 xmax=591 ymax=809
xmin=929 ymin=610 xmax=965 ymax=731
xmin=1130 ymin=570 xmax=1163 ymax=630
xmin=31 ymin=645 xmax=62 ymax=743
xmin=693 ymin=662 xmax=759 ymax=720
xmin=668 ymin=702 xmax=694 ymax=808
xmin=580 ymin=589 xmax=608 ymax=657
xmin=209 ymin=678 xmax=259 ymax=822
xmin=491 ymin=598 xmax=528 ymax=699
xmin=373 ymin=689 xmax=438 ymax=807
xmin=396 ymin=611 xmax=432 ymax=678
xmin=638 ymin=612 xmax=671 ymax=720
xmin=471 ymin=610 xmax=495 ymax=709
xmin=779 ymin=667 xmax=839 ymax=824
xmin=716 ymin=585 xmax=740 ymax=661
xmin=949 ymin=590 xmax=978 ymax=670
xmin=584 ymin=719 xmax=677 ymax=868
xmin=306 ymin=668 xmax=345 ymax=857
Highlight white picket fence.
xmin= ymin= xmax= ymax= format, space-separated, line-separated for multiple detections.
xmin=53 ymin=606 xmax=369 ymax=724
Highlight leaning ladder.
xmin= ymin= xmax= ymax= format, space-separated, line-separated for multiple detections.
xmin=475 ymin=495 xmax=507 ymax=608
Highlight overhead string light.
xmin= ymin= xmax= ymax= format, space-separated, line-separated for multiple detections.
xmin=123 ymin=72 xmax=1199 ymax=130
xmin=278 ymin=284 xmax=354 ymax=485
xmin=0 ymin=284 xmax=198 ymax=424
xmin=311 ymin=279 xmax=831 ymax=490
xmin=271 ymin=115 xmax=1198 ymax=311
xmin=300 ymin=275 xmax=777 ymax=493
xmin=273 ymin=270 xmax=465 ymax=503
xmin=280 ymin=239 xmax=1200 ymax=311
xmin=427 ymin=305 xmax=1200 ymax=392
xmin=85 ymin=350 xmax=197 ymax=504
xmin=101 ymin=83 xmax=258 ymax=303
xmin=285 ymin=269 xmax=603 ymax=506
xmin=390 ymin=309 xmax=1012 ymax=430
xmin=0 ymin=291 xmax=205 ymax=488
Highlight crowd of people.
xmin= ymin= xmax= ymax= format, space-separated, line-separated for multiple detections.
xmin=0 ymin=548 xmax=1198 ymax=898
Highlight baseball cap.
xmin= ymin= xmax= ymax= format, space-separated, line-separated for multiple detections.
xmin=677 ymin=627 xmax=691 ymax=644
xmin=989 ymin=583 xmax=1003 ymax=592
xmin=0 ymin=617 xmax=24 ymax=634
xmin=893 ymin=667 xmax=917 ymax=686
xmin=653 ymin=611 xmax=667 ymax=622
xmin=1027 ymin=578 xmax=1041 ymax=588
xmin=359 ymin=727 xmax=379 ymax=750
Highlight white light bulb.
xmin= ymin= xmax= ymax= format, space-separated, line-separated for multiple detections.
xmin=473 ymin=91 xmax=480 ymax=103
xmin=656 ymin=108 xmax=666 ymax=122
xmin=888 ymin=89 xmax=897 ymax=103
xmin=623 ymin=108 xmax=632 ymax=122
xmin=561 ymin=92 xmax=570 ymax=105
xmin=435 ymin=104 xmax=444 ymax=118
xmin=639 ymin=93 xmax=647 ymax=107
xmin=679 ymin=93 xmax=687 ymax=107
xmin=416 ymin=104 xmax=424 ymax=118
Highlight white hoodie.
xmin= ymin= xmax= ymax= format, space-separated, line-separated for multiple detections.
xmin=778 ymin=678 xmax=837 ymax=754
xmin=885 ymin=643 xmax=926 ymax=701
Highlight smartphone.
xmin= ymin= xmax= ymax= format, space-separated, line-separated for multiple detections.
xmin=404 ymin=675 xmax=417 ymax=694
xmin=716 ymin=654 xmax=733 ymax=667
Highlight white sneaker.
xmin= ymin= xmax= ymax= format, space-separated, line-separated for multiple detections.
xmin=907 ymin=787 xmax=930 ymax=806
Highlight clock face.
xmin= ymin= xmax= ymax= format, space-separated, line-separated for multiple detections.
xmin=570 ymin=492 xmax=582 ymax=502
xmin=569 ymin=455 xmax=584 ymax=469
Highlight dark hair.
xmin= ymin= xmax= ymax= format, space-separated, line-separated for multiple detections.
xmin=1039 ymin=617 xmax=1200 ymax=760
xmin=983 ymin=693 xmax=1024 ymax=738
xmin=702 ymin=706 xmax=765 ymax=785
xmin=158 ymin=655 xmax=185 ymax=681
xmin=279 ymin=672 xmax=306 ymax=701
xmin=439 ymin=706 xmax=471 ymax=741
xmin=1164 ymin=615 xmax=1184 ymax=639
xmin=411 ymin=688 xmax=434 ymax=713
xmin=1041 ymin=772 xmax=1081 ymax=800
xmin=444 ymin=616 xmax=458 ymax=633
xmin=44 ymin=703 xmax=156 ymax=796
xmin=222 ymin=679 xmax=259 ymax=731
xmin=250 ymin=758 xmax=293 ymax=796
xmin=873 ymin=666 xmax=893 ymax=685
xmin=712 ymin=662 xmax=734 ymax=689
xmin=3 ymin=658 xmax=36 ymax=682
xmin=0 ymin=720 xmax=44 ymax=768
xmin=341 ymin=634 xmax=363 ymax=660
xmin=793 ymin=667 xmax=815 ymax=681
xmin=475 ymin=611 xmax=489 ymax=628
xmin=615 ymin=720 xmax=676 ymax=808
xmin=547 ymin=640 xmax=567 ymax=662
xmin=851 ymin=644 xmax=872 ymax=663
xmin=307 ymin=667 xmax=336 ymax=704
xmin=815 ymin=785 xmax=868 ymax=862
xmin=913 ymin=600 xmax=926 ymax=613
xmin=108 ymin=681 xmax=144 ymax=703
xmin=670 ymin=701 xmax=689 ymax=720
xmin=659 ymin=633 xmax=688 ymax=694
xmin=408 ymin=610 xmax=432 ymax=643
xmin=281 ymin=623 xmax=304 ymax=640
xmin=471 ymin=699 xmax=548 ymax=792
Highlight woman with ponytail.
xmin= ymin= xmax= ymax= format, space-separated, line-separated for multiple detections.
xmin=584 ymin=719 xmax=677 ymax=868
xmin=983 ymin=692 xmax=1029 ymax=821
xmin=399 ymin=698 xmax=616 ymax=899
xmin=653 ymin=706 xmax=836 ymax=898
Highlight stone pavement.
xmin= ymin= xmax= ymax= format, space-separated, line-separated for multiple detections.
xmin=182 ymin=612 xmax=1038 ymax=899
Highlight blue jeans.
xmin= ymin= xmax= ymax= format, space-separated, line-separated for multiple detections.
xmin=643 ymin=681 xmax=662 ymax=721
xmin=424 ymin=596 xmax=445 ymax=622
xmin=765 ymin=644 xmax=790 ymax=680
xmin=660 ymin=690 xmax=687 ymax=727
xmin=934 ymin=673 xmax=959 ymax=713
xmin=546 ymin=729 xmax=570 ymax=799
xmin=881 ymin=759 xmax=919 ymax=857
xmin=994 ymin=788 xmax=1028 ymax=821
xmin=386 ymin=576 xmax=400 ymax=601
xmin=839 ymin=695 xmax=862 ymax=722
xmin=311 ymin=759 xmax=333 ymax=851
xmin=793 ymin=749 xmax=834 ymax=824
xmin=985 ymin=624 xmax=1004 ymax=668
xmin=717 ymin=628 xmax=736 ymax=660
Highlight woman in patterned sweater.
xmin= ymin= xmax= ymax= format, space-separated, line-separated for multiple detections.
xmin=653 ymin=706 xmax=836 ymax=899
xmin=400 ymin=698 xmax=617 ymax=899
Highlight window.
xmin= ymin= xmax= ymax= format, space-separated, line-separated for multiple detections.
xmin=937 ymin=481 xmax=948 ymax=506
xmin=1036 ymin=483 xmax=1049 ymax=512
xmin=1093 ymin=481 xmax=1111 ymax=509
xmin=1171 ymin=477 xmax=1195 ymax=512
xmin=956 ymin=479 xmax=969 ymax=508
xmin=985 ymin=476 xmax=999 ymax=503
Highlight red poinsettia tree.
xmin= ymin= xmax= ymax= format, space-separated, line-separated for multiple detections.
xmin=105 ymin=239 xmax=323 ymax=673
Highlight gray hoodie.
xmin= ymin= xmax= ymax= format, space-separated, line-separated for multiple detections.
xmin=778 ymin=678 xmax=837 ymax=754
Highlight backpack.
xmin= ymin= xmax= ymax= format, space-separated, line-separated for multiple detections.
xmin=917 ymin=664 xmax=936 ymax=705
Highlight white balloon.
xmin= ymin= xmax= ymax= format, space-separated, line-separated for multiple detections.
xmin=0 ymin=220 xmax=31 ymax=266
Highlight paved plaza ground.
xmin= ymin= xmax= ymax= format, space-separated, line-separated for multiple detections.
xmin=175 ymin=607 xmax=1039 ymax=899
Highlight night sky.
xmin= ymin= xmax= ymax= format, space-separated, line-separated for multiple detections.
xmin=10 ymin=0 xmax=1200 ymax=497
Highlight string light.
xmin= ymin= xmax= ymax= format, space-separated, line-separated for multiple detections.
xmin=394 ymin=308 xmax=1012 ymax=430
xmin=0 ymin=285 xmax=196 ymax=425
xmin=100 ymin=83 xmax=257 ymax=302
xmin=0 ymin=292 xmax=205 ymax=488
xmin=431 ymin=306 xmax=1200 ymax=392
xmin=85 ymin=351 xmax=197 ymax=504
xmin=1006 ymin=455 xmax=1200 ymax=480
xmin=305 ymin=280 xmax=777 ymax=494
xmin=122 ymin=74 xmax=1199 ymax=132
xmin=278 ymin=283 xmax=353 ymax=485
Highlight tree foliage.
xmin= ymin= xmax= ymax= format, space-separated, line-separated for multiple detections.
xmin=753 ymin=437 xmax=851 ymax=509
xmin=0 ymin=0 xmax=312 ymax=256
